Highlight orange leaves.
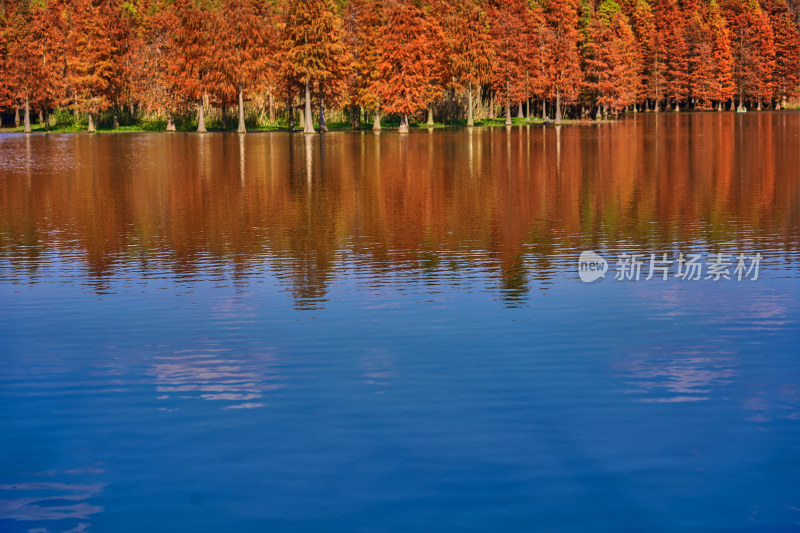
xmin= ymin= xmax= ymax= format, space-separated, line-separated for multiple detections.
xmin=540 ymin=0 xmax=582 ymax=102
xmin=489 ymin=0 xmax=537 ymax=106
xmin=374 ymin=0 xmax=443 ymax=117
xmin=438 ymin=0 xmax=495 ymax=91
xmin=721 ymin=0 xmax=777 ymax=103
xmin=585 ymin=6 xmax=640 ymax=113
xmin=64 ymin=0 xmax=122 ymax=115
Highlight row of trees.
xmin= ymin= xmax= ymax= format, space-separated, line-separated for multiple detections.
xmin=1 ymin=0 xmax=799 ymax=133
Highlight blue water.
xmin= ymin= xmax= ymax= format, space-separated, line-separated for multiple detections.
xmin=2 ymin=117 xmax=800 ymax=531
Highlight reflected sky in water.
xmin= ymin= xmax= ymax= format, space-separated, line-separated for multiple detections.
xmin=1 ymin=114 xmax=800 ymax=532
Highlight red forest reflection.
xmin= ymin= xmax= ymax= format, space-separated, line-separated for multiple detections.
xmin=1 ymin=113 xmax=799 ymax=306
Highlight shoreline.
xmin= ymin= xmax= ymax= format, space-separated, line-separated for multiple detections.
xmin=0 ymin=117 xmax=633 ymax=135
xmin=3 ymin=110 xmax=798 ymax=135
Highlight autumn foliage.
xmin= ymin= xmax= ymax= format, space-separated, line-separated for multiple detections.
xmin=1 ymin=0 xmax=800 ymax=133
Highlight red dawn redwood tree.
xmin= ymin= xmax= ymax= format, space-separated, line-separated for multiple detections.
xmin=24 ymin=1 xmax=64 ymax=130
xmin=131 ymin=6 xmax=185 ymax=130
xmin=721 ymin=0 xmax=775 ymax=110
xmin=282 ymin=0 xmax=350 ymax=134
xmin=344 ymin=0 xmax=385 ymax=129
xmin=64 ymin=0 xmax=121 ymax=132
xmin=375 ymin=0 xmax=442 ymax=133
xmin=707 ymin=0 xmax=735 ymax=109
xmin=585 ymin=1 xmax=639 ymax=114
xmin=5 ymin=2 xmax=40 ymax=132
xmin=489 ymin=0 xmax=533 ymax=125
xmin=541 ymin=0 xmax=583 ymax=124
xmin=761 ymin=0 xmax=800 ymax=107
xmin=0 ymin=15 xmax=9 ymax=120
xmin=655 ymin=0 xmax=689 ymax=110
xmin=684 ymin=6 xmax=717 ymax=108
xmin=438 ymin=0 xmax=494 ymax=126
xmin=170 ymin=0 xmax=211 ymax=132
xmin=213 ymin=0 xmax=276 ymax=133
xmin=5 ymin=1 xmax=64 ymax=132
xmin=623 ymin=0 xmax=654 ymax=110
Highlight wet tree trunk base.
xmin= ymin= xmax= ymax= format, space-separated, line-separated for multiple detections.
xmin=268 ymin=89 xmax=274 ymax=124
xmin=467 ymin=86 xmax=474 ymax=127
xmin=555 ymin=93 xmax=562 ymax=125
xmin=319 ymin=94 xmax=328 ymax=133
xmin=197 ymin=103 xmax=207 ymax=133
xmin=24 ymin=98 xmax=31 ymax=133
xmin=238 ymin=88 xmax=247 ymax=134
xmin=373 ymin=109 xmax=381 ymax=132
xmin=304 ymin=81 xmax=315 ymax=134
xmin=87 ymin=114 xmax=95 ymax=133
xmin=398 ymin=114 xmax=409 ymax=133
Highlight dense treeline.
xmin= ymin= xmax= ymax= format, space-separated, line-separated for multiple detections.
xmin=1 ymin=0 xmax=799 ymax=133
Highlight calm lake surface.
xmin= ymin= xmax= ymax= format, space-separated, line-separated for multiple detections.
xmin=1 ymin=113 xmax=800 ymax=532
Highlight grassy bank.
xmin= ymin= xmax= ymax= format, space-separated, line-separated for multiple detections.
xmin=0 ymin=114 xmax=597 ymax=134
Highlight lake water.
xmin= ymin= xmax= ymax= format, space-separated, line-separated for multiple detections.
xmin=1 ymin=113 xmax=799 ymax=532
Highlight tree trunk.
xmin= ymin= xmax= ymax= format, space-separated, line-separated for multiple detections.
xmin=238 ymin=86 xmax=246 ymax=133
xmin=373 ymin=108 xmax=381 ymax=132
xmin=489 ymin=91 xmax=495 ymax=119
xmin=542 ymin=98 xmax=547 ymax=120
xmin=467 ymin=85 xmax=474 ymax=127
xmin=287 ymin=96 xmax=295 ymax=131
xmin=526 ymin=99 xmax=530 ymax=120
xmin=44 ymin=108 xmax=50 ymax=131
xmin=113 ymin=109 xmax=119 ymax=129
xmin=427 ymin=105 xmax=434 ymax=126
xmin=167 ymin=112 xmax=176 ymax=131
xmin=595 ymin=106 xmax=601 ymax=120
xmin=15 ymin=107 xmax=20 ymax=127
xmin=737 ymin=88 xmax=745 ymax=112
xmin=555 ymin=91 xmax=562 ymax=125
xmin=197 ymin=101 xmax=207 ymax=132
xmin=351 ymin=105 xmax=361 ymax=129
xmin=269 ymin=87 xmax=274 ymax=123
xmin=38 ymin=109 xmax=43 ymax=124
xmin=319 ymin=88 xmax=328 ymax=133
xmin=757 ymin=99 xmax=762 ymax=111
xmin=221 ymin=102 xmax=228 ymax=130
xmin=24 ymin=97 xmax=31 ymax=133
xmin=398 ymin=114 xmax=409 ymax=133
xmin=304 ymin=80 xmax=315 ymax=134
xmin=87 ymin=113 xmax=95 ymax=133
xmin=505 ymin=102 xmax=512 ymax=126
